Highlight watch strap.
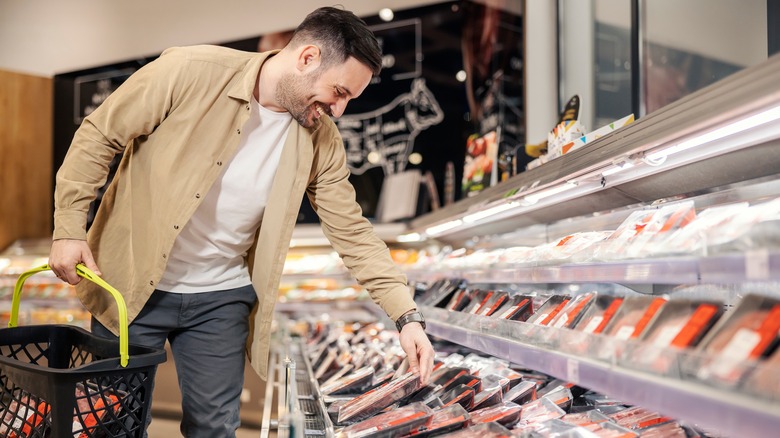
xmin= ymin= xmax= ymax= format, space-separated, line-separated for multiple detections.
xmin=396 ymin=311 xmax=426 ymax=331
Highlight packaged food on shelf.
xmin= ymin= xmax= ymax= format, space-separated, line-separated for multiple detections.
xmin=440 ymin=384 xmax=476 ymax=410
xmin=471 ymin=385 xmax=504 ymax=411
xmin=407 ymin=404 xmax=470 ymax=437
xmin=476 ymin=291 xmax=510 ymax=317
xmin=336 ymin=402 xmax=432 ymax=438
xmin=337 ymin=372 xmax=423 ymax=424
xmin=468 ymin=401 xmax=522 ymax=427
xmin=503 ymin=381 xmax=537 ymax=405
xmin=438 ymin=421 xmax=513 ymax=438
xmin=494 ymin=295 xmax=535 ymax=321
xmin=607 ymin=407 xmax=672 ymax=430
xmin=548 ymin=292 xmax=597 ymax=329
xmin=320 ymin=366 xmax=375 ymax=396
xmin=693 ymin=294 xmax=780 ymax=385
xmin=417 ymin=278 xmax=468 ymax=308
xmin=602 ymin=296 xmax=668 ymax=341
xmin=573 ymin=295 xmax=625 ymax=335
xmin=527 ymin=295 xmax=570 ymax=326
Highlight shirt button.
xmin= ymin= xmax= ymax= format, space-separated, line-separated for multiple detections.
xmin=162 ymin=253 xmax=167 ymax=259
xmin=236 ymin=128 xmax=241 ymax=134
xmin=217 ymin=161 xmax=223 ymax=166
xmin=195 ymin=193 xmax=201 ymax=199
xmin=246 ymin=105 xmax=250 ymax=110
xmin=149 ymin=280 xmax=154 ymax=286
xmin=174 ymin=225 xmax=179 ymax=230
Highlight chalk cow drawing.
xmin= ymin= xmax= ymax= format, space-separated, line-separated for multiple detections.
xmin=336 ymin=78 xmax=444 ymax=175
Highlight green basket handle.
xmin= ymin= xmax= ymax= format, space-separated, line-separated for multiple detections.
xmin=10 ymin=264 xmax=130 ymax=367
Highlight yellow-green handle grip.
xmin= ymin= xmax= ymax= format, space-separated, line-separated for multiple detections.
xmin=10 ymin=264 xmax=130 ymax=367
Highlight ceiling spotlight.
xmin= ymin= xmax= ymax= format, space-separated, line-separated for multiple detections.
xmin=408 ymin=153 xmax=423 ymax=165
xmin=456 ymin=70 xmax=467 ymax=82
xmin=379 ymin=8 xmax=394 ymax=22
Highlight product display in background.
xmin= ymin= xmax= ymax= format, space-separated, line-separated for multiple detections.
xmin=461 ymin=131 xmax=498 ymax=197
xmin=285 ymin=313 xmax=723 ymax=437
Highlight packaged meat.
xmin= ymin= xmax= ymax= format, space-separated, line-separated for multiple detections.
xmin=480 ymin=374 xmax=511 ymax=394
xmin=477 ymin=291 xmax=510 ymax=317
xmin=417 ymin=278 xmax=468 ymax=308
xmin=446 ymin=289 xmax=473 ymax=312
xmin=745 ymin=345 xmax=780 ymax=397
xmin=494 ymin=295 xmax=534 ymax=321
xmin=639 ymin=300 xmax=722 ymax=349
xmin=437 ymin=421 xmax=513 ymax=438
xmin=468 ymin=402 xmax=522 ymax=427
xmin=608 ymin=407 xmax=672 ymax=430
xmin=549 ymin=292 xmax=597 ymax=329
xmin=337 ymin=372 xmax=423 ymax=424
xmin=562 ymin=409 xmax=612 ymax=428
xmin=540 ymin=386 xmax=574 ymax=412
xmin=471 ymin=385 xmax=504 ymax=411
xmin=407 ymin=404 xmax=470 ymax=437
xmin=336 ymin=402 xmax=433 ymax=438
xmin=466 ymin=290 xmax=496 ymax=314
xmin=517 ymin=397 xmax=566 ymax=426
xmin=527 ymin=296 xmax=571 ymax=326
xmin=504 ymin=381 xmax=537 ymax=405
xmin=602 ymin=296 xmax=668 ymax=341
xmin=440 ymin=384 xmax=476 ymax=410
xmin=695 ymin=294 xmax=780 ymax=385
xmin=636 ymin=421 xmax=686 ymax=438
xmin=574 ymin=295 xmax=625 ymax=335
xmin=320 ymin=366 xmax=375 ymax=396
xmin=314 ymin=347 xmax=340 ymax=382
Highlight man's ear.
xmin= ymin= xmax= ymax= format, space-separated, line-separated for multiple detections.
xmin=296 ymin=45 xmax=322 ymax=73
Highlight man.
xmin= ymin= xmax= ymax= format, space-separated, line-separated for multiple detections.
xmin=49 ymin=6 xmax=434 ymax=437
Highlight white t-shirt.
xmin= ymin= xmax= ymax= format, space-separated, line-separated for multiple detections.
xmin=157 ymin=98 xmax=292 ymax=293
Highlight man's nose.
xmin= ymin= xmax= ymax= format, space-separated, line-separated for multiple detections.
xmin=330 ymin=98 xmax=348 ymax=118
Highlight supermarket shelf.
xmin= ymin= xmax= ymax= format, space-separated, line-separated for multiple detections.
xmin=406 ymin=251 xmax=780 ymax=285
xmin=422 ymin=306 xmax=780 ymax=438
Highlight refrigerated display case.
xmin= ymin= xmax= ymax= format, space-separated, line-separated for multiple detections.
xmin=270 ymin=53 xmax=780 ymax=437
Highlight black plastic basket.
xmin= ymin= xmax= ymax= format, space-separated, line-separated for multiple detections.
xmin=0 ymin=264 xmax=166 ymax=438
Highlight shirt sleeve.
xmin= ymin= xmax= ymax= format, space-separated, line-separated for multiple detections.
xmin=53 ymin=49 xmax=186 ymax=240
xmin=306 ymin=130 xmax=417 ymax=322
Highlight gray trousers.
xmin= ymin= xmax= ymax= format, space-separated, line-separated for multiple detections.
xmin=91 ymin=285 xmax=258 ymax=438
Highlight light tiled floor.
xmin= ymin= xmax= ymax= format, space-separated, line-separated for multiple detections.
xmin=147 ymin=415 xmax=262 ymax=437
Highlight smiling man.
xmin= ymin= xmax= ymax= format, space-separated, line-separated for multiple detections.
xmin=49 ymin=6 xmax=434 ymax=437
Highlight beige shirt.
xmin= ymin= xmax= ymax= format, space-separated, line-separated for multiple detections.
xmin=54 ymin=45 xmax=417 ymax=380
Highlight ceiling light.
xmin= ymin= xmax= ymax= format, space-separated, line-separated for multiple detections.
xmin=379 ymin=8 xmax=394 ymax=21
xmin=397 ymin=232 xmax=423 ymax=243
xmin=602 ymin=161 xmax=635 ymax=176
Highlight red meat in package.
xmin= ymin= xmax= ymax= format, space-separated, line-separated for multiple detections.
xmin=603 ymin=297 xmax=668 ymax=340
xmin=337 ymin=372 xmax=423 ymax=424
xmin=336 ymin=402 xmax=432 ymax=438
xmin=406 ymin=404 xmax=470 ymax=437
xmin=696 ymin=294 xmax=780 ymax=384
xmin=468 ymin=401 xmax=522 ymax=427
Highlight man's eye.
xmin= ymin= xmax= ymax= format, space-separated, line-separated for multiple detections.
xmin=335 ymin=87 xmax=344 ymax=96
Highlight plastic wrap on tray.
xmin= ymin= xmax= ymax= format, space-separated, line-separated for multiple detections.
xmin=602 ymin=297 xmax=667 ymax=340
xmin=527 ymin=296 xmax=571 ymax=326
xmin=694 ymin=294 xmax=780 ymax=385
xmin=337 ymin=372 xmax=423 ymax=424
xmin=607 ymin=407 xmax=672 ymax=430
xmin=562 ymin=409 xmax=612 ymax=428
xmin=468 ymin=401 xmax=522 ymax=427
xmin=480 ymin=374 xmax=510 ymax=394
xmin=418 ymin=278 xmax=468 ymax=308
xmin=477 ymin=291 xmax=510 ymax=317
xmin=494 ymin=295 xmax=534 ymax=321
xmin=626 ymin=299 xmax=722 ymax=374
xmin=465 ymin=290 xmax=495 ymax=314
xmin=517 ymin=397 xmax=566 ymax=427
xmin=504 ymin=381 xmax=537 ymax=405
xmin=471 ymin=385 xmax=504 ymax=411
xmin=336 ymin=402 xmax=433 ymax=438
xmin=446 ymin=289 xmax=473 ymax=312
xmin=438 ymin=421 xmax=513 ymax=438
xmin=407 ymin=404 xmax=470 ymax=437
xmin=574 ymin=295 xmax=625 ymax=335
xmin=540 ymin=386 xmax=573 ymax=412
xmin=745 ymin=345 xmax=780 ymax=397
xmin=320 ymin=366 xmax=375 ymax=396
xmin=635 ymin=421 xmax=686 ymax=438
xmin=440 ymin=384 xmax=476 ymax=410
xmin=548 ymin=292 xmax=597 ymax=329
xmin=647 ymin=203 xmax=749 ymax=256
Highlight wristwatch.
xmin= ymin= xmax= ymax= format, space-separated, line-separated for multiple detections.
xmin=396 ymin=311 xmax=426 ymax=331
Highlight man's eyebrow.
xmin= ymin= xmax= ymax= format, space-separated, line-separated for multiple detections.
xmin=339 ymin=85 xmax=355 ymax=97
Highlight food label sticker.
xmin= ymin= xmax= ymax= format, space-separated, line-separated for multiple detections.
xmin=533 ymin=313 xmax=549 ymax=325
xmin=582 ymin=316 xmax=604 ymax=334
xmin=652 ymin=324 xmax=684 ymax=347
xmin=615 ymin=325 xmax=635 ymax=340
xmin=553 ymin=313 xmax=569 ymax=328
xmin=709 ymin=328 xmax=762 ymax=378
xmin=746 ymin=249 xmax=770 ymax=280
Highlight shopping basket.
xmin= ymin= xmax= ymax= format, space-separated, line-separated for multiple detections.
xmin=0 ymin=264 xmax=166 ymax=438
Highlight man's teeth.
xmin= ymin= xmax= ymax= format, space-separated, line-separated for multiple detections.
xmin=315 ymin=105 xmax=325 ymax=116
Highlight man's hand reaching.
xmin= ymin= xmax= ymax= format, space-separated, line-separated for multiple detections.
xmin=399 ymin=321 xmax=434 ymax=385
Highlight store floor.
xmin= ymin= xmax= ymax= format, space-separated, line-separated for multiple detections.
xmin=147 ymin=415 xmax=262 ymax=437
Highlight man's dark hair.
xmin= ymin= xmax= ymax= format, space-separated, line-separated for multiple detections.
xmin=290 ymin=6 xmax=382 ymax=76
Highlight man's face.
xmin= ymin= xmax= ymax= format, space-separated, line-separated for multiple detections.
xmin=275 ymin=56 xmax=373 ymax=128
